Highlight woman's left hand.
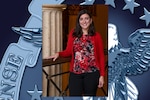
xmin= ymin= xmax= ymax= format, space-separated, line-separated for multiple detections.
xmin=98 ymin=76 xmax=104 ymax=88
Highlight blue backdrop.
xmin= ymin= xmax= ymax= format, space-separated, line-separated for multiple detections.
xmin=0 ymin=0 xmax=150 ymax=100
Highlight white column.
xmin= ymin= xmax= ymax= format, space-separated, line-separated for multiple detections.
xmin=42 ymin=4 xmax=66 ymax=96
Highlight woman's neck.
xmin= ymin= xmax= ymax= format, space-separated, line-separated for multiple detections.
xmin=82 ymin=29 xmax=88 ymax=35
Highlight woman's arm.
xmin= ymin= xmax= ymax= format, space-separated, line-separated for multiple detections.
xmin=59 ymin=30 xmax=74 ymax=57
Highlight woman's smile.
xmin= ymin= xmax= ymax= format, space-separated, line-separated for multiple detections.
xmin=79 ymin=13 xmax=92 ymax=31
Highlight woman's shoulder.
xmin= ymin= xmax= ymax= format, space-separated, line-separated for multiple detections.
xmin=68 ymin=29 xmax=75 ymax=39
xmin=94 ymin=32 xmax=102 ymax=37
xmin=70 ymin=29 xmax=74 ymax=33
xmin=93 ymin=32 xmax=103 ymax=41
xmin=67 ymin=29 xmax=73 ymax=36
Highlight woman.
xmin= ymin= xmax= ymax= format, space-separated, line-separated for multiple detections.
xmin=48 ymin=9 xmax=105 ymax=96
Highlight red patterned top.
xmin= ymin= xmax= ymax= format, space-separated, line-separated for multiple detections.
xmin=59 ymin=30 xmax=105 ymax=76
xmin=73 ymin=35 xmax=98 ymax=74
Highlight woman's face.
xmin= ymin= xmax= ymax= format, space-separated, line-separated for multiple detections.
xmin=79 ymin=13 xmax=92 ymax=31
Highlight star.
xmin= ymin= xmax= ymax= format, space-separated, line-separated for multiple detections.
xmin=27 ymin=85 xmax=42 ymax=100
xmin=80 ymin=0 xmax=95 ymax=5
xmin=104 ymin=0 xmax=116 ymax=8
xmin=140 ymin=8 xmax=150 ymax=26
xmin=123 ymin=0 xmax=140 ymax=14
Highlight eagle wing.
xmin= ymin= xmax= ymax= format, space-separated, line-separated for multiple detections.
xmin=126 ymin=29 xmax=150 ymax=75
xmin=108 ymin=29 xmax=150 ymax=100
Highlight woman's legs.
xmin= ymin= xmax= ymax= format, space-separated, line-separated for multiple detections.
xmin=69 ymin=71 xmax=100 ymax=96
xmin=69 ymin=72 xmax=83 ymax=96
xmin=83 ymin=70 xmax=100 ymax=96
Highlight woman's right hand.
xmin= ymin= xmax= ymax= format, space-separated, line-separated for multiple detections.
xmin=44 ymin=53 xmax=59 ymax=61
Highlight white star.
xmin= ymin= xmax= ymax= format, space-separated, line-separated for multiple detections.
xmin=123 ymin=0 xmax=140 ymax=14
xmin=140 ymin=8 xmax=150 ymax=26
xmin=27 ymin=85 xmax=42 ymax=100
xmin=104 ymin=0 xmax=116 ymax=8
xmin=80 ymin=0 xmax=95 ymax=5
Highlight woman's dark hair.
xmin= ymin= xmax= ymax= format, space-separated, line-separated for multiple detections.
xmin=73 ymin=9 xmax=95 ymax=38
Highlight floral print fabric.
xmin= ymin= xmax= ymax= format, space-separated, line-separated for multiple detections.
xmin=73 ymin=35 xmax=98 ymax=74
